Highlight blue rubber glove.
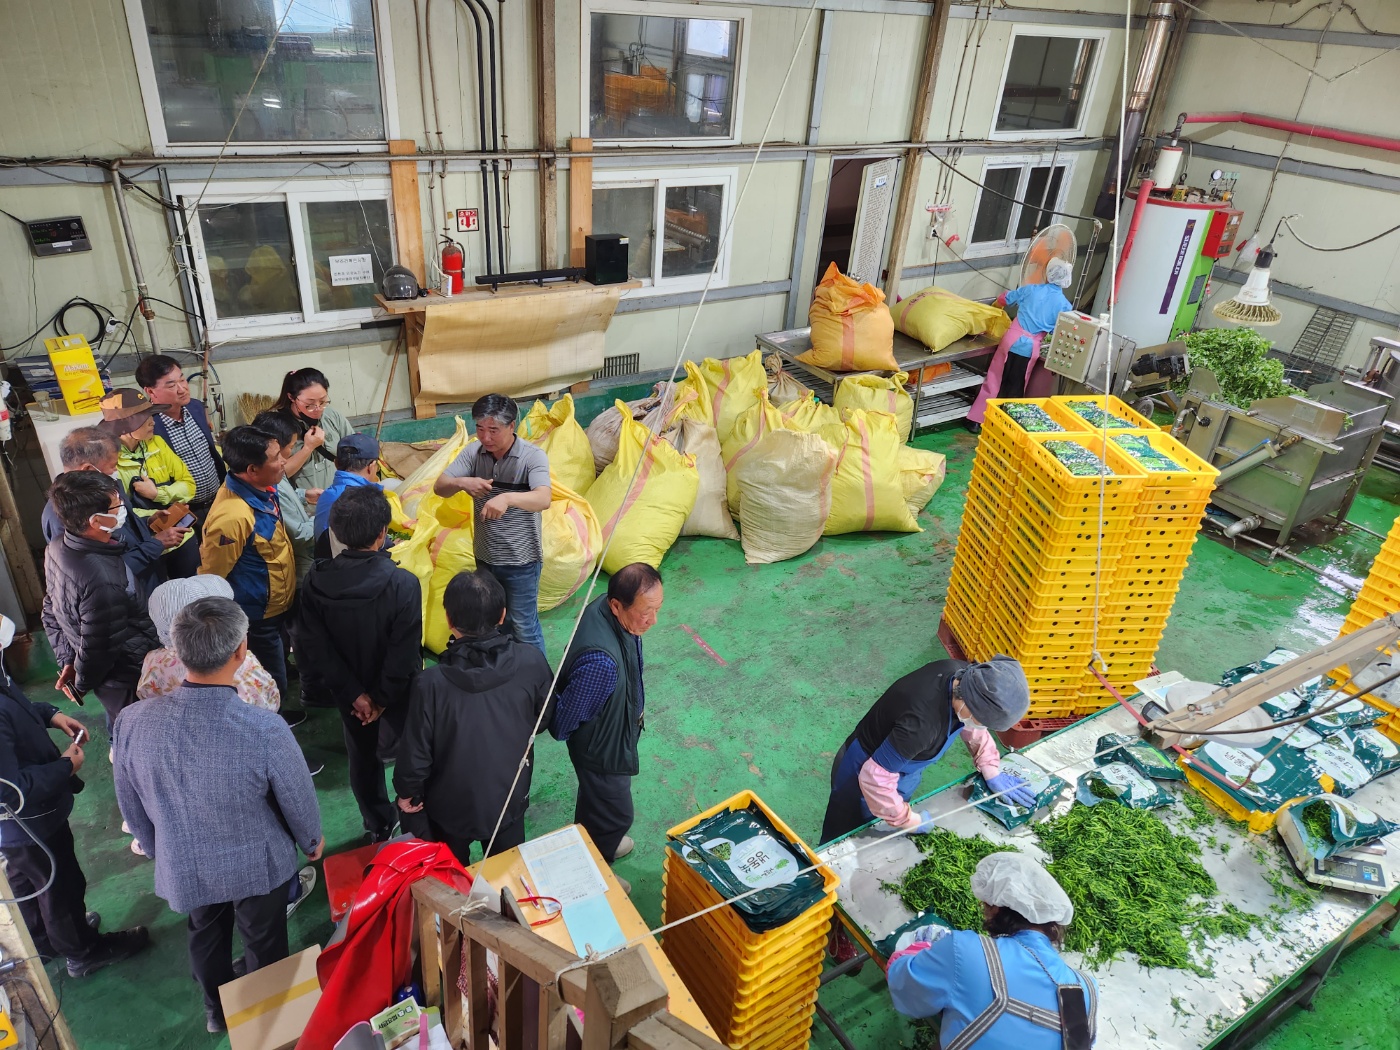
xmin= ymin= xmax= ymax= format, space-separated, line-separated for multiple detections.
xmin=912 ymin=810 xmax=938 ymax=834
xmin=986 ymin=772 xmax=1038 ymax=809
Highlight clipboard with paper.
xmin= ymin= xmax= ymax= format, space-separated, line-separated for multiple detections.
xmin=519 ymin=826 xmax=627 ymax=955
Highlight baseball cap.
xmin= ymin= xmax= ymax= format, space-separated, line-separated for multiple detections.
xmin=100 ymin=388 xmax=169 ymax=436
xmin=338 ymin=432 xmax=381 ymax=460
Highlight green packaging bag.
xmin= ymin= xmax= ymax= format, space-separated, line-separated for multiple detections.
xmin=1282 ymin=793 xmax=1400 ymax=860
xmin=1306 ymin=695 xmax=1385 ymax=736
xmin=1304 ymin=735 xmax=1374 ymax=797
xmin=1000 ymin=403 xmax=1065 ymax=433
xmin=876 ymin=913 xmax=954 ymax=959
xmin=1065 ymin=400 xmax=1137 ymax=429
xmin=672 ymin=805 xmax=828 ymax=933
xmin=971 ymin=753 xmax=1068 ymax=829
xmin=1077 ymin=763 xmax=1175 ymax=810
xmin=1191 ymin=740 xmax=1323 ymax=812
xmin=1095 ymin=733 xmax=1185 ymax=781
xmin=1350 ymin=726 xmax=1400 ymax=778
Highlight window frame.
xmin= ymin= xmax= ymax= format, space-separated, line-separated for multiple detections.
xmin=580 ymin=0 xmax=750 ymax=148
xmin=123 ymin=0 xmax=400 ymax=157
xmin=964 ymin=154 xmax=1075 ymax=258
xmin=988 ymin=24 xmax=1109 ymax=142
xmin=592 ymin=166 xmax=739 ymax=295
xmin=171 ymin=176 xmax=396 ymax=340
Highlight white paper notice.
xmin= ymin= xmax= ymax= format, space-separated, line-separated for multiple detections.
xmin=519 ymin=826 xmax=609 ymax=906
xmin=328 ymin=253 xmax=374 ymax=286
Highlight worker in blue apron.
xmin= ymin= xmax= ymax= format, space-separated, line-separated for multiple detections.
xmin=888 ymin=852 xmax=1096 ymax=1050
xmin=819 ymin=657 xmax=1034 ymax=846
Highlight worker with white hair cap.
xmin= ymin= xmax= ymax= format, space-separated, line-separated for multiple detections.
xmin=966 ymin=253 xmax=1076 ymax=427
xmin=887 ymin=851 xmax=1097 ymax=1050
xmin=137 ymin=576 xmax=281 ymax=712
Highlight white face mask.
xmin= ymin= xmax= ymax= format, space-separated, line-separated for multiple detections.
xmin=92 ymin=505 xmax=128 ymax=533
xmin=108 ymin=470 xmax=121 ymax=481
xmin=0 ymin=616 xmax=14 ymax=651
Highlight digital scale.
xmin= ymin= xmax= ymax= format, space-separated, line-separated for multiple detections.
xmin=1276 ymin=808 xmax=1396 ymax=895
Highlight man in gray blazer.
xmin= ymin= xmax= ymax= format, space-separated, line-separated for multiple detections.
xmin=113 ymin=596 xmax=324 ymax=1033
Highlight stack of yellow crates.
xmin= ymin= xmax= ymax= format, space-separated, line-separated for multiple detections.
xmin=946 ymin=395 xmax=1217 ymax=722
xmin=660 ymin=793 xmax=837 ymax=1050
xmin=1339 ymin=514 xmax=1400 ymax=635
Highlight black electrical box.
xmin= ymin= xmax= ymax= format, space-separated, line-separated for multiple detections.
xmin=585 ymin=234 xmax=629 ymax=286
xmin=24 ymin=216 xmax=91 ymax=257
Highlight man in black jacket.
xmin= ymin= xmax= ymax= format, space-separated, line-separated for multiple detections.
xmin=42 ymin=472 xmax=160 ymax=732
xmin=394 ymin=570 xmax=552 ymax=864
xmin=0 ymin=615 xmax=150 ymax=976
xmin=40 ymin=427 xmax=188 ymax=600
xmin=297 ymin=487 xmax=422 ymax=842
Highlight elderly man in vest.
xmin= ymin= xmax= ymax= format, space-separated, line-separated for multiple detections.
xmin=550 ymin=563 xmax=663 ymax=894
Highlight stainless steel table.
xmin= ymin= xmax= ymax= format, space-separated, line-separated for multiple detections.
xmin=755 ymin=327 xmax=1000 ymax=430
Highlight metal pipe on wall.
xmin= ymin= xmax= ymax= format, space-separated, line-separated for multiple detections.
xmin=1094 ymin=1 xmax=1178 ymax=219
xmin=461 ymin=0 xmax=508 ymax=272
xmin=108 ymin=164 xmax=161 ymax=355
xmin=1173 ymin=111 xmax=1400 ymax=155
xmin=454 ymin=0 xmax=496 ymax=275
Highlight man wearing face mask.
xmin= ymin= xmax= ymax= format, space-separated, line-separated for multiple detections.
xmin=40 ymin=426 xmax=188 ymax=600
xmin=41 ymin=472 xmax=160 ymax=733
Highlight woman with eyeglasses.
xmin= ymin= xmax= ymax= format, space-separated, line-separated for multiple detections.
xmin=272 ymin=367 xmax=356 ymax=494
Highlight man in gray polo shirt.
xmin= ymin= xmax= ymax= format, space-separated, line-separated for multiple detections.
xmin=434 ymin=394 xmax=552 ymax=656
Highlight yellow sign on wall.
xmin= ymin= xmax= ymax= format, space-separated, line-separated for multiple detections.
xmin=43 ymin=334 xmax=106 ymax=415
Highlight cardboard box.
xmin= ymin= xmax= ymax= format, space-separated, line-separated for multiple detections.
xmin=43 ymin=335 xmax=105 ymax=415
xmin=220 ymin=946 xmax=322 ymax=1050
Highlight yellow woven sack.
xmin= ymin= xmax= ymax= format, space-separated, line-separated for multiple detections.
xmin=824 ymin=410 xmax=921 ymax=535
xmin=897 ymin=445 xmax=947 ymax=517
xmin=799 ymin=262 xmax=897 ymax=372
xmin=385 ymin=489 xmax=413 ymax=535
xmin=520 ymin=395 xmax=596 ymax=495
xmin=395 ymin=417 xmax=474 ymax=525
xmin=779 ymin=395 xmax=847 ymax=450
xmin=693 ymin=350 xmax=766 ymax=443
xmin=672 ymin=419 xmax=739 ymax=540
xmin=722 ymin=391 xmax=796 ymax=516
xmin=891 ymin=286 xmax=1010 ymax=352
xmin=539 ymin=481 xmax=602 ymax=610
xmin=672 ymin=361 xmax=716 ymax=428
xmin=589 ymin=404 xmax=700 ymax=573
xmin=835 ymin=372 xmax=915 ymax=443
xmin=389 ymin=491 xmax=478 ymax=653
xmin=735 ymin=430 xmax=837 ymax=565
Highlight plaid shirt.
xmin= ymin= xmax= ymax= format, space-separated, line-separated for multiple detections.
xmin=549 ymin=640 xmax=645 ymax=741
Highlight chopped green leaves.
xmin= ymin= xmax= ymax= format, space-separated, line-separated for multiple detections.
xmin=1001 ymin=403 xmax=1065 ymax=433
xmin=883 ymin=830 xmax=1018 ymax=931
xmin=1112 ymin=434 xmax=1183 ymax=473
xmin=1066 ymin=400 xmax=1136 ymax=429
xmin=1043 ymin=440 xmax=1114 ymax=477
xmin=1180 ymin=328 xmax=1297 ymax=408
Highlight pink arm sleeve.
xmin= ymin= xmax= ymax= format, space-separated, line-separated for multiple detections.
xmin=961 ymin=727 xmax=1002 ymax=779
xmin=858 ymin=758 xmax=921 ymax=828
xmin=888 ymin=942 xmax=933 ymax=965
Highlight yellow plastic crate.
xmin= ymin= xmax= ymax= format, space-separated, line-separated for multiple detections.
xmin=1019 ymin=434 xmax=1147 ymax=518
xmin=1107 ymin=429 xmax=1218 ymax=502
xmin=1005 ymin=539 xmax=1118 ymax=589
xmin=1053 ymin=394 xmax=1158 ymax=432
xmin=987 ymin=397 xmax=1093 ymax=436
xmin=1004 ymin=523 xmax=1126 ymax=570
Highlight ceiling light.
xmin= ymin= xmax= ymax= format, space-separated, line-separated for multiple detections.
xmin=1213 ymin=245 xmax=1282 ymax=327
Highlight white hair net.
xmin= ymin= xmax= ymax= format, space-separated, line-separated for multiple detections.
xmin=1045 ymin=257 xmax=1074 ymax=288
xmin=970 ymin=852 xmax=1074 ymax=925
xmin=148 ymin=576 xmax=235 ymax=648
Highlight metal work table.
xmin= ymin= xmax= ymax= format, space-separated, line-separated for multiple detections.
xmin=817 ymin=702 xmax=1400 ymax=1050
xmin=755 ymin=328 xmax=999 ymax=430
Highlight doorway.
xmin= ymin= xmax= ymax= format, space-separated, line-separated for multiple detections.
xmin=816 ymin=156 xmax=898 ymax=286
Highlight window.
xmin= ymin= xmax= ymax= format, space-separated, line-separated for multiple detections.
xmin=582 ymin=1 xmax=748 ymax=144
xmin=966 ymin=158 xmax=1072 ymax=254
xmin=125 ymin=0 xmax=396 ymax=154
xmin=592 ymin=169 xmax=737 ymax=293
xmin=991 ymin=27 xmax=1106 ymax=138
xmin=172 ymin=178 xmax=395 ymax=338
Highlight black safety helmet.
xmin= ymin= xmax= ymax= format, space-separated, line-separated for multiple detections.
xmin=381 ymin=265 xmax=421 ymax=300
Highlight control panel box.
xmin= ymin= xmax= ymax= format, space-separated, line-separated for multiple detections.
xmin=1201 ymin=208 xmax=1243 ymax=260
xmin=1043 ymin=311 xmax=1114 ymax=386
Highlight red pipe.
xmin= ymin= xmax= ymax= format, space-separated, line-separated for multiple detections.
xmin=1177 ymin=111 xmax=1400 ymax=154
xmin=1110 ymin=178 xmax=1154 ymax=307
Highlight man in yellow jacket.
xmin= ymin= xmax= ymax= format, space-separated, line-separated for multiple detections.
xmin=199 ymin=426 xmax=296 ymax=707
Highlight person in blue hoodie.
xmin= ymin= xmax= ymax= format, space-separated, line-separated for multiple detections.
xmin=313 ymin=433 xmax=382 ymax=546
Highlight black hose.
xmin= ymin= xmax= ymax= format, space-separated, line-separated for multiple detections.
xmin=454 ymin=0 xmax=495 ymax=276
xmin=464 ymin=0 xmax=507 ymax=270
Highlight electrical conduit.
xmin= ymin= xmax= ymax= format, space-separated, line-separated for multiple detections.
xmin=1175 ymin=112 xmax=1400 ymax=155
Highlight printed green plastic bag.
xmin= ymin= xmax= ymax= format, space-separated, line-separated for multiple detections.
xmin=971 ymin=754 xmax=1067 ymax=829
xmin=1096 ymin=733 xmax=1185 ymax=781
xmin=1077 ymin=763 xmax=1175 ymax=810
xmin=1191 ymin=740 xmax=1323 ymax=811
xmin=672 ymin=805 xmax=827 ymax=933
xmin=1282 ymin=794 xmax=1400 ymax=860
xmin=1305 ymin=735 xmax=1375 ymax=797
xmin=1306 ymin=695 xmax=1385 ymax=736
xmin=1350 ymin=726 xmax=1400 ymax=777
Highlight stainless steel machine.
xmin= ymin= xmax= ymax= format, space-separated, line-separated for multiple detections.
xmin=1172 ymin=365 xmax=1392 ymax=543
xmin=1357 ymin=336 xmax=1400 ymax=472
xmin=1041 ymin=309 xmax=1189 ymax=414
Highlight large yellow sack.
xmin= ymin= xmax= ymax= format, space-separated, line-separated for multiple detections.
xmin=891 ymin=286 xmax=1010 ymax=352
xmin=824 ymin=410 xmax=921 ymax=535
xmin=539 ymin=482 xmax=602 ymax=611
xmin=897 ymin=445 xmax=947 ymax=517
xmin=799 ymin=263 xmax=897 ymax=372
xmin=722 ymin=392 xmax=797 ymax=516
xmin=520 ymin=395 xmax=596 ymax=495
xmin=779 ymin=396 xmax=846 ymax=450
xmin=671 ymin=419 xmax=739 ymax=540
xmin=835 ymin=372 xmax=915 ymax=443
xmin=589 ymin=404 xmax=700 ymax=573
xmin=396 ymin=417 xmax=474 ymax=525
xmin=692 ymin=350 xmax=766 ymax=444
xmin=735 ymin=430 xmax=837 ymax=565
xmin=390 ymin=491 xmax=478 ymax=653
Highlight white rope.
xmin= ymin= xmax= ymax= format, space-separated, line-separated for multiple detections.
xmin=480 ymin=0 xmax=825 ymax=858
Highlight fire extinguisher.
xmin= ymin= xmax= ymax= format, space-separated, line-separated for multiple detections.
xmin=440 ymin=238 xmax=465 ymax=295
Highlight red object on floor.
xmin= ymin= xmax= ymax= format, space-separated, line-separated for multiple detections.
xmin=297 ymin=840 xmax=471 ymax=1050
xmin=322 ymin=841 xmax=384 ymax=924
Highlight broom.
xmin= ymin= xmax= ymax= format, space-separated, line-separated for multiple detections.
xmin=237 ymin=392 xmax=277 ymax=425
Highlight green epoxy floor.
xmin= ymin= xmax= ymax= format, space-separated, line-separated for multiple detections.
xmin=15 ymin=405 xmax=1400 ymax=1050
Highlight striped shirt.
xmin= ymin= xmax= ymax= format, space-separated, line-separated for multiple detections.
xmin=441 ymin=437 xmax=550 ymax=567
xmin=161 ymin=409 xmax=221 ymax=504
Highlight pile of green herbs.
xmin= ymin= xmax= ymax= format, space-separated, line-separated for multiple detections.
xmin=1044 ymin=440 xmax=1114 ymax=477
xmin=884 ymin=830 xmax=1018 ymax=931
xmin=1001 ymin=403 xmax=1065 ymax=433
xmin=1180 ymin=328 xmax=1297 ymax=408
xmin=1067 ymin=400 xmax=1136 ymax=429
xmin=1300 ymin=801 xmax=1334 ymax=842
xmin=1113 ymin=434 xmax=1182 ymax=473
